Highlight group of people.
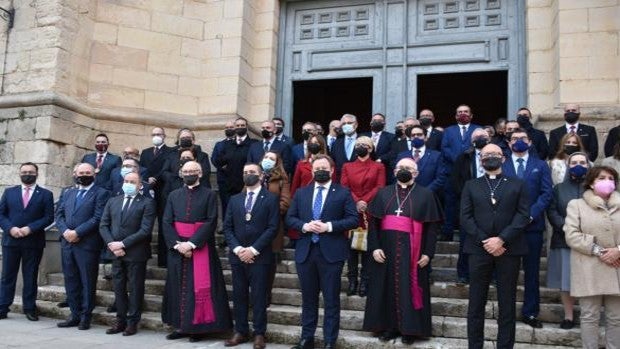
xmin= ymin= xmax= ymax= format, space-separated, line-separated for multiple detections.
xmin=0 ymin=103 xmax=619 ymax=349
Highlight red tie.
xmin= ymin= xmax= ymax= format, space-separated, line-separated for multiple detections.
xmin=23 ymin=187 xmax=31 ymax=208
xmin=96 ymin=154 xmax=103 ymax=168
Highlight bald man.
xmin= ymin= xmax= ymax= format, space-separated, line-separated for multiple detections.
xmin=548 ymin=103 xmax=598 ymax=161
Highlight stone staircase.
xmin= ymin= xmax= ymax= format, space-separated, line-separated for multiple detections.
xmin=11 ymin=234 xmax=589 ymax=348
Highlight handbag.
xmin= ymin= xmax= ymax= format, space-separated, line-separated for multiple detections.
xmin=349 ymin=212 xmax=368 ymax=251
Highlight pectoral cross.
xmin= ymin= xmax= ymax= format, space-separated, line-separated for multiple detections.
xmin=395 ymin=208 xmax=403 ymax=216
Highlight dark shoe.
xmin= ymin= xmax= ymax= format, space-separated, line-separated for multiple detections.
xmin=106 ymin=304 xmax=117 ymax=313
xmin=78 ymin=319 xmax=91 ymax=330
xmin=346 ymin=279 xmax=358 ymax=296
xmin=324 ymin=344 xmax=335 ymax=349
xmin=290 ymin=338 xmax=314 ymax=349
xmin=57 ymin=318 xmax=80 ymax=328
xmin=253 ymin=334 xmax=266 ymax=349
xmin=189 ymin=335 xmax=202 ymax=342
xmin=456 ymin=277 xmax=469 ymax=285
xmin=57 ymin=301 xmax=69 ymax=308
xmin=358 ymin=280 xmax=368 ymax=297
xmin=522 ymin=316 xmax=543 ymax=329
xmin=559 ymin=319 xmax=574 ymax=329
xmin=166 ymin=331 xmax=187 ymax=340
xmin=379 ymin=331 xmax=399 ymax=342
xmin=122 ymin=324 xmax=138 ymax=336
xmin=106 ymin=322 xmax=126 ymax=334
xmin=25 ymin=312 xmax=39 ymax=321
xmin=225 ymin=332 xmax=249 ymax=346
xmin=0 ymin=313 xmax=7 ymax=319
xmin=402 ymin=335 xmax=415 ymax=345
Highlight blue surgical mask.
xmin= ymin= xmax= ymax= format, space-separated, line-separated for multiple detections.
xmin=120 ymin=167 xmax=133 ymax=178
xmin=511 ymin=139 xmax=530 ymax=153
xmin=122 ymin=183 xmax=137 ymax=196
xmin=261 ymin=158 xmax=275 ymax=172
xmin=342 ymin=124 xmax=355 ymax=135
xmin=411 ymin=138 xmax=425 ymax=149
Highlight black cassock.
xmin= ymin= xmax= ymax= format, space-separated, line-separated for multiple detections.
xmin=363 ymin=184 xmax=443 ymax=337
xmin=161 ymin=186 xmax=232 ymax=334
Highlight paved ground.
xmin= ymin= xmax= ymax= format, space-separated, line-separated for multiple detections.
xmin=0 ymin=314 xmax=291 ymax=349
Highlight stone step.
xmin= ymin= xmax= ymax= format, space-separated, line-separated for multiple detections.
xmin=13 ymin=297 xmax=582 ymax=348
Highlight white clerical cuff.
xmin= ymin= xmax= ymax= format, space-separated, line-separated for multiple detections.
xmin=233 ymin=246 xmax=242 ymax=254
xmin=327 ymin=222 xmax=333 ymax=232
xmin=187 ymin=241 xmax=197 ymax=250
xmin=249 ymin=247 xmax=259 ymax=256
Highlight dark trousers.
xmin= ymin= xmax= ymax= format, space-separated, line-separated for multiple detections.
xmin=456 ymin=229 xmax=469 ymax=279
xmin=521 ymin=231 xmax=543 ymax=318
xmin=296 ymin=243 xmax=344 ymax=345
xmin=156 ymin=215 xmax=168 ymax=268
xmin=346 ymin=250 xmax=369 ymax=281
xmin=217 ymin=181 xmax=231 ymax=221
xmin=112 ymin=259 xmax=147 ymax=325
xmin=0 ymin=246 xmax=43 ymax=313
xmin=61 ymin=247 xmax=99 ymax=321
xmin=230 ymin=263 xmax=270 ymax=335
xmin=467 ymin=253 xmax=520 ymax=349
xmin=442 ymin=187 xmax=458 ymax=240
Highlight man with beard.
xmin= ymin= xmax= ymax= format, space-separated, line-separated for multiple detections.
xmin=161 ymin=161 xmax=232 ymax=342
xmin=362 ymin=158 xmax=443 ymax=345
xmin=515 ymin=107 xmax=549 ymax=160
xmin=417 ymin=109 xmax=443 ymax=151
xmin=81 ymin=133 xmax=122 ymax=190
xmin=549 ymin=103 xmax=598 ymax=161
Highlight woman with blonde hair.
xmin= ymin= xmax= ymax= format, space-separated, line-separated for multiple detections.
xmin=549 ymin=133 xmax=586 ymax=185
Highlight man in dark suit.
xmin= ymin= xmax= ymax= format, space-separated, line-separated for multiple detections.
xmin=164 ymin=128 xmax=212 ymax=188
xmin=460 ymin=144 xmax=530 ymax=349
xmin=548 ymin=103 xmax=599 ymax=161
xmin=0 ymin=162 xmax=54 ymax=321
xmin=100 ymin=172 xmax=156 ymax=336
xmin=604 ymin=124 xmax=620 ymax=157
xmin=330 ymin=114 xmax=360 ymax=180
xmin=326 ymin=120 xmax=341 ymax=153
xmin=363 ymin=113 xmax=395 ymax=164
xmin=291 ymin=122 xmax=318 ymax=167
xmin=55 ymin=162 xmax=110 ymax=330
xmin=418 ymin=109 xmax=443 ymax=151
xmin=502 ymin=128 xmax=553 ymax=328
xmin=273 ymin=117 xmax=293 ymax=145
xmin=395 ymin=125 xmax=447 ymax=194
xmin=516 ymin=107 xmax=550 ymax=160
xmin=140 ymin=127 xmax=172 ymax=183
xmin=286 ymin=155 xmax=358 ymax=349
xmin=223 ymin=164 xmax=279 ymax=349
xmin=109 ymin=154 xmax=149 ymax=194
xmin=211 ymin=121 xmax=236 ymax=219
xmin=247 ymin=120 xmax=292 ymax=174
xmin=81 ymin=133 xmax=122 ymax=190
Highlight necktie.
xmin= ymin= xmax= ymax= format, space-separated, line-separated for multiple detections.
xmin=569 ymin=125 xmax=576 ymax=134
xmin=329 ymin=137 xmax=335 ymax=150
xmin=345 ymin=137 xmax=354 ymax=159
xmin=76 ymin=189 xmax=87 ymax=207
xmin=413 ymin=150 xmax=421 ymax=163
xmin=311 ymin=186 xmax=324 ymax=243
xmin=121 ymin=196 xmax=132 ymax=218
xmin=476 ymin=153 xmax=485 ymax=178
xmin=461 ymin=126 xmax=467 ymax=141
xmin=23 ymin=186 xmax=31 ymax=208
xmin=516 ymin=158 xmax=525 ymax=178
xmin=245 ymin=191 xmax=254 ymax=213
xmin=96 ymin=154 xmax=103 ymax=169
xmin=154 ymin=147 xmax=159 ymax=157
xmin=264 ymin=141 xmax=270 ymax=152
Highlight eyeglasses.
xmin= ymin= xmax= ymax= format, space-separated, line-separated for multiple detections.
xmin=410 ymin=133 xmax=425 ymax=137
xmin=517 ymin=114 xmax=529 ymax=117
xmin=510 ymin=136 xmax=529 ymax=142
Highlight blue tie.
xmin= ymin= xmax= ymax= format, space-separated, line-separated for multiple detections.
xmin=75 ymin=189 xmax=87 ymax=207
xmin=311 ymin=186 xmax=324 ymax=243
xmin=263 ymin=141 xmax=270 ymax=152
xmin=245 ymin=191 xmax=254 ymax=213
xmin=345 ymin=137 xmax=354 ymax=159
xmin=516 ymin=158 xmax=525 ymax=178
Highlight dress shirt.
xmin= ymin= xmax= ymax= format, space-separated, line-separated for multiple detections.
xmin=21 ymin=184 xmax=37 ymax=200
xmin=511 ymin=153 xmax=529 ymax=173
xmin=565 ymin=123 xmax=579 ymax=133
xmin=232 ymin=186 xmax=262 ymax=256
xmin=236 ymin=135 xmax=247 ymax=144
xmin=475 ymin=150 xmax=485 ymax=178
xmin=371 ymin=131 xmax=382 ymax=146
xmin=412 ymin=145 xmax=426 ymax=159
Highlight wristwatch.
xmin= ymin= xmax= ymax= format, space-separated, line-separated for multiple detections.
xmin=592 ymin=244 xmax=605 ymax=257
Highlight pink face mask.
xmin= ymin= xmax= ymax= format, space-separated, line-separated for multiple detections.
xmin=593 ymin=179 xmax=616 ymax=196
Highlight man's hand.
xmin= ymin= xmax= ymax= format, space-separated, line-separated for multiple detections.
xmin=19 ymin=226 xmax=32 ymax=237
xmin=176 ymin=242 xmax=193 ymax=255
xmin=148 ymin=177 xmax=157 ymax=185
xmin=373 ymin=249 xmax=386 ymax=263
xmin=113 ymin=249 xmax=126 ymax=257
xmin=600 ymin=248 xmax=620 ymax=266
xmin=237 ymin=248 xmax=255 ymax=263
xmin=183 ymin=250 xmax=193 ymax=259
xmin=418 ymin=254 xmax=430 ymax=268
xmin=356 ymin=200 xmax=367 ymax=213
xmin=303 ymin=221 xmax=328 ymax=234
xmin=9 ymin=227 xmax=21 ymax=238
xmin=63 ymin=230 xmax=79 ymax=243
xmin=107 ymin=241 xmax=124 ymax=252
xmin=483 ymin=237 xmax=505 ymax=256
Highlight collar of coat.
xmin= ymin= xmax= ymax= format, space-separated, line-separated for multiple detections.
xmin=583 ymin=189 xmax=620 ymax=213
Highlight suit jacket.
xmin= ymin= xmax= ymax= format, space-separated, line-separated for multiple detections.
xmin=396 ymin=148 xmax=447 ymax=193
xmin=0 ymin=185 xmax=54 ymax=249
xmin=526 ymin=127 xmax=550 ymax=160
xmin=440 ymin=124 xmax=481 ymax=165
xmin=460 ymin=175 xmax=530 ymax=255
xmin=330 ymin=135 xmax=358 ymax=178
xmin=247 ymin=138 xmax=293 ymax=174
xmin=450 ymin=148 xmax=478 ymax=196
xmin=55 ymin=186 xmax=110 ymax=252
xmin=139 ymin=144 xmax=172 ymax=182
xmin=99 ymin=194 xmax=156 ymax=262
xmin=285 ymin=182 xmax=358 ymax=264
xmin=277 ymin=134 xmax=294 ymax=146
xmin=164 ymin=145 xmax=212 ymax=188
xmin=425 ymin=128 xmax=444 ymax=151
xmin=211 ymin=138 xmax=234 ymax=185
xmin=213 ymin=137 xmax=257 ymax=193
xmin=604 ymin=125 xmax=620 ymax=157
xmin=291 ymin=143 xmax=305 ymax=169
xmin=502 ymin=154 xmax=553 ymax=232
xmin=81 ymin=152 xmax=122 ymax=190
xmin=224 ymin=188 xmax=279 ymax=265
xmin=548 ymin=124 xmax=598 ymax=161
xmin=362 ymin=131 xmax=395 ymax=163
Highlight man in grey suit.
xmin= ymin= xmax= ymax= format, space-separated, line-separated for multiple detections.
xmin=99 ymin=172 xmax=156 ymax=336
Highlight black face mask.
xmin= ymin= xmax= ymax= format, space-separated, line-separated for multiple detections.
xmin=76 ymin=175 xmax=95 ymax=186
xmin=243 ymin=174 xmax=260 ymax=186
xmin=334 ymin=127 xmax=343 ymax=137
xmin=21 ymin=174 xmax=37 ymax=185
xmin=275 ymin=126 xmax=283 ymax=135
xmin=261 ymin=130 xmax=273 ymax=139
xmin=179 ymin=138 xmax=193 ymax=148
xmin=313 ymin=170 xmax=331 ymax=183
xmin=395 ymin=128 xmax=404 ymax=137
xmin=472 ymin=138 xmax=489 ymax=150
xmin=307 ymin=143 xmax=321 ymax=155
xmin=183 ymin=175 xmax=199 ymax=186
xmin=235 ymin=127 xmax=247 ymax=136
xmin=355 ymin=146 xmax=369 ymax=158
xmin=482 ymin=157 xmax=502 ymax=171
xmin=564 ymin=112 xmax=580 ymax=124
xmin=564 ymin=145 xmax=580 ymax=156
xmin=396 ymin=169 xmax=413 ymax=183
xmin=302 ymin=130 xmax=311 ymax=141
xmin=517 ymin=115 xmax=532 ymax=129
xmin=370 ymin=122 xmax=385 ymax=133
xmin=419 ymin=118 xmax=432 ymax=128
xmin=404 ymin=126 xmax=414 ymax=138
xmin=224 ymin=129 xmax=235 ymax=138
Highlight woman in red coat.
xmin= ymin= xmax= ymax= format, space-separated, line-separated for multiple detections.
xmin=341 ymin=136 xmax=386 ymax=297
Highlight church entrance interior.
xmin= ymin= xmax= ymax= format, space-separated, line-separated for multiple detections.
xmin=417 ymin=70 xmax=508 ymax=128
xmin=292 ymin=77 xmax=373 ymax=142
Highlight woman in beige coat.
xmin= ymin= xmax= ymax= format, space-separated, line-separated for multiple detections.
xmin=564 ymin=165 xmax=620 ymax=349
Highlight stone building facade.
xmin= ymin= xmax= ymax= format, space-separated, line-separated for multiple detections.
xmin=0 ymin=0 xmax=617 ymax=195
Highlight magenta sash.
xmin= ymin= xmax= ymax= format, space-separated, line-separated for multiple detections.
xmin=381 ymin=215 xmax=424 ymax=310
xmin=174 ymin=222 xmax=215 ymax=325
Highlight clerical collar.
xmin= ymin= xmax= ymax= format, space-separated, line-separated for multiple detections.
xmin=486 ymin=173 xmax=502 ymax=180
xmin=397 ymin=182 xmax=414 ymax=189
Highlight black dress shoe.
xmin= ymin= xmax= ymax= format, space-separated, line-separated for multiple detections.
xmin=25 ymin=312 xmax=39 ymax=321
xmin=0 ymin=313 xmax=7 ymax=319
xmin=522 ymin=316 xmax=543 ymax=329
xmin=559 ymin=319 xmax=574 ymax=329
xmin=402 ymin=335 xmax=415 ymax=345
xmin=290 ymin=338 xmax=314 ymax=349
xmin=166 ymin=331 xmax=188 ymax=340
xmin=456 ymin=277 xmax=469 ymax=285
xmin=106 ymin=322 xmax=126 ymax=334
xmin=358 ymin=280 xmax=368 ymax=297
xmin=57 ymin=318 xmax=80 ymax=328
xmin=189 ymin=335 xmax=202 ymax=342
xmin=122 ymin=323 xmax=138 ymax=336
xmin=379 ymin=331 xmax=399 ymax=342
xmin=346 ymin=279 xmax=358 ymax=296
xmin=78 ymin=320 xmax=91 ymax=330
xmin=57 ymin=301 xmax=69 ymax=308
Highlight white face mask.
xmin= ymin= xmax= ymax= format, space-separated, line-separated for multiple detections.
xmin=342 ymin=124 xmax=355 ymax=135
xmin=152 ymin=136 xmax=163 ymax=146
xmin=122 ymin=183 xmax=138 ymax=196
